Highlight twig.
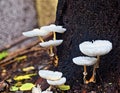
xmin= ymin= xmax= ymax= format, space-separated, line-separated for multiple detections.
xmin=0 ymin=34 xmax=52 ymax=65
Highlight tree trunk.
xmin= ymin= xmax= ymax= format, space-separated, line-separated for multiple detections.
xmin=55 ymin=0 xmax=120 ymax=88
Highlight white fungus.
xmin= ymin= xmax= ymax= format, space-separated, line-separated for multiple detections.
xmin=22 ymin=28 xmax=50 ymax=37
xmin=32 ymin=84 xmax=42 ymax=93
xmin=39 ymin=40 xmax=63 ymax=47
xmin=40 ymin=24 xmax=66 ymax=33
xmin=39 ymin=70 xmax=63 ymax=81
xmin=72 ymin=56 xmax=97 ymax=66
xmin=79 ymin=40 xmax=112 ymax=56
xmin=47 ymin=77 xmax=66 ymax=86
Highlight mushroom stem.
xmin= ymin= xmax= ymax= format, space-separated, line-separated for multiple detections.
xmin=47 ymin=85 xmax=52 ymax=91
xmin=49 ymin=45 xmax=54 ymax=56
xmin=96 ymin=56 xmax=100 ymax=68
xmin=38 ymin=36 xmax=44 ymax=42
xmin=53 ymin=32 xmax=56 ymax=40
xmin=54 ymin=55 xmax=59 ymax=67
xmin=88 ymin=64 xmax=96 ymax=83
xmin=83 ymin=65 xmax=87 ymax=84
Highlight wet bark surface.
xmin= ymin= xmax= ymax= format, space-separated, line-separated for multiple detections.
xmin=55 ymin=0 xmax=120 ymax=92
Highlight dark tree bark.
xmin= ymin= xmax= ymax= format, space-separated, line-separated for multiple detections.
xmin=55 ymin=0 xmax=120 ymax=88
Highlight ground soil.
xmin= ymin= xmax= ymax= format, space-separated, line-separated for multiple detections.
xmin=0 ymin=42 xmax=119 ymax=93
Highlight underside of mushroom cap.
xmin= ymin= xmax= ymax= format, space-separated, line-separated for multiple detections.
xmin=39 ymin=40 xmax=63 ymax=47
xmin=23 ymin=29 xmax=50 ymax=37
xmin=72 ymin=56 xmax=97 ymax=66
xmin=39 ymin=70 xmax=63 ymax=81
xmin=79 ymin=40 xmax=112 ymax=56
xmin=47 ymin=77 xmax=66 ymax=86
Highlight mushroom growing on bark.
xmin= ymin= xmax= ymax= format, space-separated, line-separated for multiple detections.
xmin=72 ymin=56 xmax=97 ymax=84
xmin=22 ymin=28 xmax=50 ymax=42
xmin=40 ymin=24 xmax=66 ymax=40
xmin=39 ymin=40 xmax=63 ymax=66
xmin=79 ymin=40 xmax=112 ymax=83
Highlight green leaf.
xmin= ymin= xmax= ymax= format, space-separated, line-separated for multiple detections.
xmin=14 ymin=73 xmax=37 ymax=81
xmin=0 ymin=51 xmax=8 ymax=60
xmin=10 ymin=86 xmax=19 ymax=91
xmin=58 ymin=85 xmax=70 ymax=91
xmin=22 ymin=66 xmax=35 ymax=72
xmin=14 ymin=75 xmax=31 ymax=81
xmin=19 ymin=83 xmax=35 ymax=91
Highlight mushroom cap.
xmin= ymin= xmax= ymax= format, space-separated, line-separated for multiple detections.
xmin=39 ymin=70 xmax=63 ymax=81
xmin=47 ymin=77 xmax=66 ymax=86
xmin=72 ymin=56 xmax=97 ymax=66
xmin=40 ymin=24 xmax=66 ymax=33
xmin=79 ymin=40 xmax=112 ymax=56
xmin=22 ymin=29 xmax=50 ymax=37
xmin=39 ymin=40 xmax=63 ymax=47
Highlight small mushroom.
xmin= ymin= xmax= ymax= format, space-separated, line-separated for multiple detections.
xmin=72 ymin=56 xmax=97 ymax=84
xmin=79 ymin=40 xmax=112 ymax=83
xmin=39 ymin=70 xmax=63 ymax=81
xmin=47 ymin=77 xmax=66 ymax=86
xmin=22 ymin=29 xmax=50 ymax=42
xmin=32 ymin=84 xmax=42 ymax=93
xmin=39 ymin=40 xmax=63 ymax=66
xmin=39 ymin=40 xmax=63 ymax=56
xmin=40 ymin=24 xmax=66 ymax=40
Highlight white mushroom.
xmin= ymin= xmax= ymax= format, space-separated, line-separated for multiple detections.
xmin=73 ymin=56 xmax=97 ymax=66
xmin=39 ymin=40 xmax=63 ymax=57
xmin=79 ymin=40 xmax=112 ymax=56
xmin=47 ymin=77 xmax=66 ymax=86
xmin=72 ymin=56 xmax=97 ymax=84
xmin=39 ymin=40 xmax=63 ymax=47
xmin=39 ymin=70 xmax=63 ymax=81
xmin=22 ymin=28 xmax=50 ymax=42
xmin=79 ymin=40 xmax=112 ymax=83
xmin=40 ymin=24 xmax=66 ymax=40
xmin=40 ymin=24 xmax=66 ymax=33
xmin=32 ymin=84 xmax=42 ymax=93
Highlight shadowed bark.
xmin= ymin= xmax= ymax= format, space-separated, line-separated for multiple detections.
xmin=55 ymin=0 xmax=120 ymax=87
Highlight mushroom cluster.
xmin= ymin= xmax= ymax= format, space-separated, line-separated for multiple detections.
xmin=22 ymin=24 xmax=66 ymax=66
xmin=73 ymin=40 xmax=112 ymax=84
xmin=38 ymin=70 xmax=66 ymax=92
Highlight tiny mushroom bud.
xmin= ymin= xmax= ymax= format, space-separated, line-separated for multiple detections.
xmin=39 ymin=70 xmax=63 ymax=81
xmin=47 ymin=77 xmax=66 ymax=86
xmin=32 ymin=84 xmax=42 ymax=93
